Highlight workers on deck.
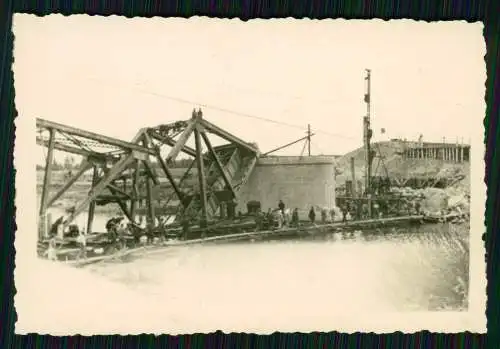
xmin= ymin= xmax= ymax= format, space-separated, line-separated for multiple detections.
xmin=321 ymin=208 xmax=328 ymax=224
xmin=76 ymin=231 xmax=87 ymax=260
xmin=308 ymin=207 xmax=316 ymax=224
xmin=415 ymin=200 xmax=421 ymax=215
xmin=362 ymin=204 xmax=369 ymax=219
xmin=276 ymin=210 xmax=284 ymax=229
xmin=372 ymin=202 xmax=379 ymax=219
xmin=278 ymin=200 xmax=285 ymax=215
xmin=355 ymin=201 xmax=362 ymax=220
xmin=105 ymin=217 xmax=120 ymax=242
xmin=50 ymin=216 xmax=64 ymax=238
xmin=181 ymin=216 xmax=190 ymax=240
xmin=68 ymin=224 xmax=80 ymax=237
xmin=220 ymin=201 xmax=227 ymax=219
xmin=227 ymin=199 xmax=237 ymax=220
xmin=341 ymin=206 xmax=348 ymax=223
xmin=255 ymin=210 xmax=264 ymax=231
xmin=291 ymin=208 xmax=299 ymax=227
xmin=46 ymin=234 xmax=58 ymax=261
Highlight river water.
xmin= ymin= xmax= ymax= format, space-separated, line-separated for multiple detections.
xmin=81 ymin=220 xmax=468 ymax=313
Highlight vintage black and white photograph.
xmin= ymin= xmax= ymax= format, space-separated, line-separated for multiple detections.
xmin=13 ymin=15 xmax=486 ymax=334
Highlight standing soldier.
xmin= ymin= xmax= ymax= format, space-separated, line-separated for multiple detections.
xmin=415 ymin=199 xmax=421 ymax=215
xmin=46 ymin=234 xmax=58 ymax=261
xmin=321 ymin=208 xmax=328 ymax=224
xmin=342 ymin=205 xmax=348 ymax=224
xmin=276 ymin=210 xmax=284 ymax=229
xmin=308 ymin=207 xmax=316 ymax=224
xmin=278 ymin=200 xmax=285 ymax=215
xmin=255 ymin=210 xmax=264 ymax=231
xmin=291 ymin=208 xmax=299 ymax=227
xmin=181 ymin=216 xmax=190 ymax=240
xmin=76 ymin=231 xmax=87 ymax=260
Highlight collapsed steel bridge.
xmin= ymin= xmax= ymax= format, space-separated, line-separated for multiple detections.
xmin=37 ymin=109 xmax=260 ymax=240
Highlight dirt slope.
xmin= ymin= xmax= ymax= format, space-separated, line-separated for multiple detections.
xmin=335 ymin=140 xmax=470 ymax=193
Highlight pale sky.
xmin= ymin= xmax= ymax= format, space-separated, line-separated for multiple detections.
xmin=13 ymin=15 xmax=485 ymax=164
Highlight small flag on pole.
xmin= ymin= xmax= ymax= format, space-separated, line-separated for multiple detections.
xmin=364 ymin=94 xmax=370 ymax=103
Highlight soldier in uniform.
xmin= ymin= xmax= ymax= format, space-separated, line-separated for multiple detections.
xmin=291 ymin=208 xmax=299 ymax=227
xmin=278 ymin=200 xmax=285 ymax=215
xmin=308 ymin=207 xmax=316 ymax=224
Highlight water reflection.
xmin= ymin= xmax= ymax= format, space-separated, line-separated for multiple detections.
xmin=86 ymin=222 xmax=469 ymax=312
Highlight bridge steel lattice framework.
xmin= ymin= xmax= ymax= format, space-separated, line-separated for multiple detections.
xmin=36 ymin=109 xmax=259 ymax=240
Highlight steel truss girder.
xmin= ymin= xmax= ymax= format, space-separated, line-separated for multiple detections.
xmin=37 ymin=118 xmax=157 ymax=156
xmin=37 ymin=108 xmax=258 ymax=236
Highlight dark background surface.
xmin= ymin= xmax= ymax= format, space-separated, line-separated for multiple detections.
xmin=0 ymin=0 xmax=498 ymax=347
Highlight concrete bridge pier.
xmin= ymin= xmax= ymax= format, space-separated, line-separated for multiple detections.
xmin=237 ymin=156 xmax=336 ymax=216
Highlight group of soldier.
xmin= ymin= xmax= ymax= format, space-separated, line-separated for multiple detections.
xmin=338 ymin=195 xmax=423 ymax=221
xmin=252 ymin=194 xmax=425 ymax=232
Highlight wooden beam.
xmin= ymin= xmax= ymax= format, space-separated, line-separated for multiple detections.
xmin=46 ymin=159 xmax=93 ymax=208
xmin=200 ymin=130 xmax=236 ymax=199
xmin=194 ymin=126 xmax=208 ymax=227
xmin=62 ymin=153 xmax=135 ymax=228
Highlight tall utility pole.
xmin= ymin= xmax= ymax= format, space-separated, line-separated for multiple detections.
xmin=363 ymin=69 xmax=372 ymax=196
xmin=307 ymin=124 xmax=312 ymax=156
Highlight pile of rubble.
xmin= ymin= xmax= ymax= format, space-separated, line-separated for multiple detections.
xmin=389 ymin=185 xmax=470 ymax=219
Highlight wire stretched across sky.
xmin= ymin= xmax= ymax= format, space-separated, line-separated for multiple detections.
xmin=87 ymin=77 xmax=358 ymax=141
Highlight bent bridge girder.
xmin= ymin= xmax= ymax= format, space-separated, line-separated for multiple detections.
xmin=36 ymin=108 xmax=260 ymax=240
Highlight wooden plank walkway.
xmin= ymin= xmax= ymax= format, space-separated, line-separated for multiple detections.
xmin=61 ymin=213 xmax=464 ymax=267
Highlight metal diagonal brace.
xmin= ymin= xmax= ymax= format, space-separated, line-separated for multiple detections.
xmin=194 ymin=125 xmax=208 ymax=227
xmin=46 ymin=160 xmax=94 ymax=208
xmin=200 ymin=130 xmax=236 ymax=200
xmin=143 ymin=130 xmax=183 ymax=201
xmin=263 ymin=134 xmax=315 ymax=156
xmin=152 ymin=147 xmax=185 ymax=205
xmin=201 ymin=118 xmax=260 ymax=155
xmin=164 ymin=119 xmax=195 ymax=163
xmin=141 ymin=160 xmax=160 ymax=186
xmin=62 ymin=152 xmax=136 ymax=228
xmin=148 ymin=130 xmax=197 ymax=158
xmin=107 ymin=183 xmax=132 ymax=198
xmin=106 ymin=185 xmax=134 ymax=222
